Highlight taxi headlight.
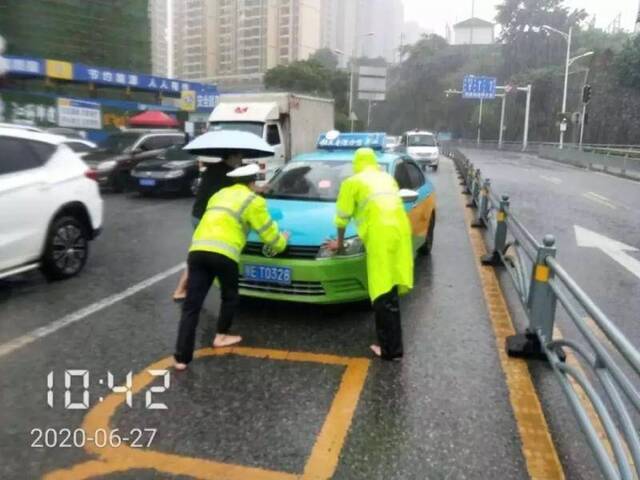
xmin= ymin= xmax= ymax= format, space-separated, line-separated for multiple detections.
xmin=316 ymin=236 xmax=364 ymax=259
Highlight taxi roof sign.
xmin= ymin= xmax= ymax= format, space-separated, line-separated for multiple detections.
xmin=317 ymin=132 xmax=386 ymax=150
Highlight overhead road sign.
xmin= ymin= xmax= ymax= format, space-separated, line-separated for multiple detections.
xmin=462 ymin=75 xmax=497 ymax=99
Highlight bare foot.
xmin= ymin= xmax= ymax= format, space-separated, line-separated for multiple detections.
xmin=370 ymin=344 xmax=382 ymax=357
xmin=213 ymin=334 xmax=242 ymax=348
xmin=172 ymin=290 xmax=186 ymax=302
xmin=174 ymin=362 xmax=188 ymax=371
xmin=173 ymin=271 xmax=188 ymax=302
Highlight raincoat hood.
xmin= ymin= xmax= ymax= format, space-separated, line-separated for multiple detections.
xmin=353 ymin=147 xmax=379 ymax=174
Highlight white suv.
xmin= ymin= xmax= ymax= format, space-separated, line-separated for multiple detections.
xmin=0 ymin=127 xmax=103 ymax=280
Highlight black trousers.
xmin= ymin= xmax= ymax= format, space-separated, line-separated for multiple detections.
xmin=373 ymin=287 xmax=403 ymax=360
xmin=174 ymin=251 xmax=239 ymax=364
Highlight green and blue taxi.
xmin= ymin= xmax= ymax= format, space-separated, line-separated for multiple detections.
xmin=239 ymin=133 xmax=436 ymax=304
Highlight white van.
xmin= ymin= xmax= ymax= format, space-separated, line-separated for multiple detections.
xmin=399 ymin=130 xmax=440 ymax=171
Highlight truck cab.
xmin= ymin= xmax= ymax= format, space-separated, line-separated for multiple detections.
xmin=208 ymin=93 xmax=334 ymax=181
xmin=209 ymin=102 xmax=286 ymax=174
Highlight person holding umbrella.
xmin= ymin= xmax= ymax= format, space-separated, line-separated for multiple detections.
xmin=173 ymin=132 xmax=288 ymax=370
xmin=172 ymin=152 xmax=242 ymax=301
xmin=172 ymin=130 xmax=272 ymax=301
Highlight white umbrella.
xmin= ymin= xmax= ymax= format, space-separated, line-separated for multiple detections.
xmin=184 ymin=130 xmax=274 ymax=160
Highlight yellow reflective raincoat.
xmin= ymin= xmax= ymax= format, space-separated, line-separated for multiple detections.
xmin=335 ymin=148 xmax=414 ymax=301
xmin=191 ymin=183 xmax=287 ymax=262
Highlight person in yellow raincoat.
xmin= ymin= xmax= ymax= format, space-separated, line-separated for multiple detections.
xmin=325 ymin=147 xmax=414 ymax=360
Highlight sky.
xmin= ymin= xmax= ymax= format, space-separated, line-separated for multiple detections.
xmin=403 ymin=0 xmax=638 ymax=36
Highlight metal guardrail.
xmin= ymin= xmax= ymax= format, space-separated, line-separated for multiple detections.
xmin=445 ymin=145 xmax=640 ymax=480
xmin=538 ymin=145 xmax=640 ymax=180
xmin=450 ymin=139 xmax=640 ymax=158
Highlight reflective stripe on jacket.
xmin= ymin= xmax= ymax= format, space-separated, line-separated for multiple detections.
xmin=335 ymin=148 xmax=414 ymax=301
xmin=190 ymin=183 xmax=287 ymax=262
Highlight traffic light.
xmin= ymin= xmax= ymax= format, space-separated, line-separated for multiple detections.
xmin=582 ymin=84 xmax=592 ymax=104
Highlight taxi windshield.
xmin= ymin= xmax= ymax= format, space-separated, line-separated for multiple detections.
xmin=264 ymin=160 xmax=353 ymax=202
xmin=408 ymin=134 xmax=436 ymax=147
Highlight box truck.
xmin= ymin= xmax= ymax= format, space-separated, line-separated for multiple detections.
xmin=208 ymin=93 xmax=334 ymax=178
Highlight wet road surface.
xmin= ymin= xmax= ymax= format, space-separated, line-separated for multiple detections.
xmin=0 ymin=158 xmax=604 ymax=479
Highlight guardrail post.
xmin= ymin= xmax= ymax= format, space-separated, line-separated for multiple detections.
xmin=471 ymin=179 xmax=490 ymax=229
xmin=481 ymin=194 xmax=509 ymax=266
xmin=466 ymin=169 xmax=481 ymax=208
xmin=462 ymin=164 xmax=473 ymax=193
xmin=507 ymin=234 xmax=559 ymax=361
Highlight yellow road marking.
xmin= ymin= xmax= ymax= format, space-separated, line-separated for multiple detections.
xmin=459 ymin=179 xmax=565 ymax=479
xmin=457 ymin=160 xmax=626 ymax=476
xmin=44 ymin=347 xmax=370 ymax=480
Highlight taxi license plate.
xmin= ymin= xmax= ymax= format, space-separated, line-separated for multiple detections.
xmin=244 ymin=265 xmax=292 ymax=285
xmin=139 ymin=178 xmax=156 ymax=186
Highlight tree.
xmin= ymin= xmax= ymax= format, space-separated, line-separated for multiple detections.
xmin=496 ymin=0 xmax=587 ymax=76
xmin=309 ymin=48 xmax=339 ymax=71
xmin=263 ymin=53 xmax=351 ymax=125
xmin=615 ymin=35 xmax=640 ymax=90
xmin=263 ymin=60 xmax=331 ymax=95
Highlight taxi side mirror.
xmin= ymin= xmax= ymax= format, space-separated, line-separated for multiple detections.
xmin=398 ymin=189 xmax=419 ymax=203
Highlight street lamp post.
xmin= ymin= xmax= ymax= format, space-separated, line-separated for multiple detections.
xmin=542 ymin=25 xmax=571 ymax=149
xmin=543 ymin=25 xmax=594 ymax=149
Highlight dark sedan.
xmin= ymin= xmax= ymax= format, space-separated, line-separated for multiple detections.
xmin=131 ymin=145 xmax=200 ymax=196
xmin=84 ymin=130 xmax=186 ymax=191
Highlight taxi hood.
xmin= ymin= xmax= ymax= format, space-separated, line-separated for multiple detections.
xmin=248 ymin=199 xmax=357 ymax=246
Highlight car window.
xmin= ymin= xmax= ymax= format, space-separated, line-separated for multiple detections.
xmin=266 ymin=124 xmax=281 ymax=146
xmin=26 ymin=140 xmax=57 ymax=163
xmin=171 ymin=135 xmax=187 ymax=146
xmin=393 ymin=161 xmax=412 ymax=189
xmin=0 ymin=136 xmax=47 ymax=175
xmin=65 ymin=141 xmax=92 ymax=153
xmin=141 ymin=136 xmax=173 ymax=150
xmin=98 ymin=132 xmax=140 ymax=153
xmin=406 ymin=161 xmax=425 ymax=189
xmin=209 ymin=121 xmax=264 ymax=137
xmin=407 ymin=134 xmax=436 ymax=147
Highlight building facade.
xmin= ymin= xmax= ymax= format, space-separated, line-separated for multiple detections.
xmin=319 ymin=0 xmax=403 ymax=65
xmin=452 ymin=18 xmax=495 ymax=46
xmin=150 ymin=0 xmax=322 ymax=88
xmin=0 ymin=0 xmax=151 ymax=72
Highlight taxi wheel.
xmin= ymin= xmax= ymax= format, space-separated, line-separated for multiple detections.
xmin=418 ymin=215 xmax=435 ymax=256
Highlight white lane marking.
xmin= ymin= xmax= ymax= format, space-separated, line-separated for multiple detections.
xmin=582 ymin=192 xmax=617 ymax=209
xmin=539 ymin=175 xmax=562 ymax=185
xmin=0 ymin=263 xmax=185 ymax=359
xmin=575 ymin=225 xmax=640 ymax=280
xmin=588 ymin=192 xmax=613 ymax=202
